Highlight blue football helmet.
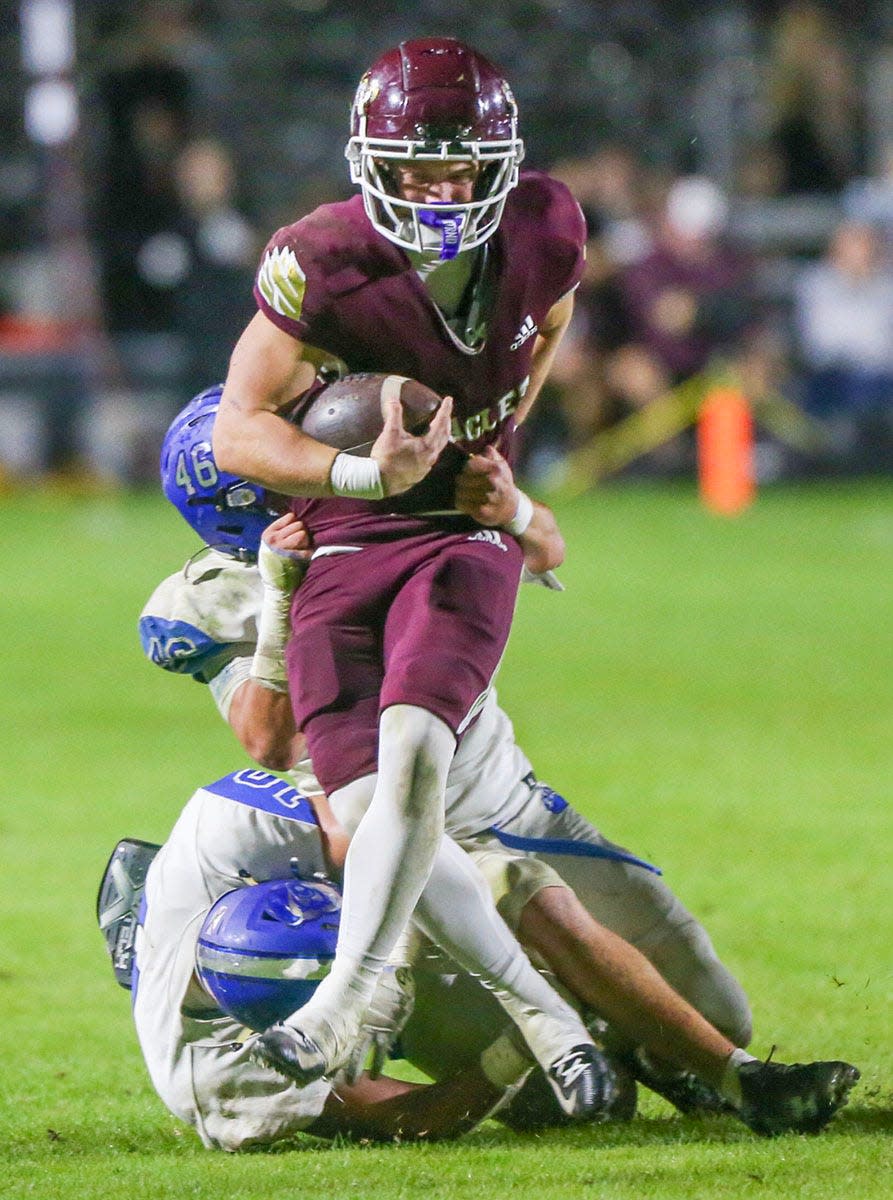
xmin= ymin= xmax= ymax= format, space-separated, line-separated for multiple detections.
xmin=195 ymin=877 xmax=341 ymax=1031
xmin=160 ymin=385 xmax=283 ymax=559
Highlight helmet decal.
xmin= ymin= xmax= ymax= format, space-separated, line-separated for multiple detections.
xmin=160 ymin=385 xmax=282 ymax=559
xmin=353 ymin=71 xmax=381 ymax=115
xmin=196 ymin=877 xmax=342 ymax=1031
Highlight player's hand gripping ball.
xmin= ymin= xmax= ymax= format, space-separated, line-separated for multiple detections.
xmin=296 ymin=372 xmax=442 ymax=455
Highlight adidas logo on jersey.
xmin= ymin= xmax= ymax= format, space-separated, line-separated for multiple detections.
xmin=510 ymin=314 xmax=538 ymax=351
xmin=467 ymin=529 xmax=509 ymax=552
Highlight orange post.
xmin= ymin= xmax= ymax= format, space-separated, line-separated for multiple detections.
xmin=697 ymin=386 xmax=755 ymax=515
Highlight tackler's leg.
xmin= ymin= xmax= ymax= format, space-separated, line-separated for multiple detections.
xmin=328 ymin=786 xmax=617 ymax=1120
xmin=412 ymin=836 xmax=616 ymax=1119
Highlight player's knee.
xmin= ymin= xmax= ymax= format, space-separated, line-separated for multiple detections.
xmin=468 ymin=850 xmax=569 ymax=933
xmin=379 ymin=704 xmax=455 ymax=818
xmin=380 ymin=703 xmax=453 ymax=751
xmin=517 ymin=881 xmax=582 ymax=944
xmin=686 ymin=935 xmax=752 ymax=1046
xmin=699 ymin=977 xmax=752 ymax=1048
xmin=198 ymin=1122 xmax=269 ymax=1153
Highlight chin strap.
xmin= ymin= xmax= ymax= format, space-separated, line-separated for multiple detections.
xmin=418 ymin=207 xmax=466 ymax=260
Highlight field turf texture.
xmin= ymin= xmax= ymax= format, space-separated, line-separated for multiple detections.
xmin=1 ymin=480 xmax=891 ymax=1199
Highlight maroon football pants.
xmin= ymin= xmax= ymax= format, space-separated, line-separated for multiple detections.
xmin=286 ymin=529 xmax=523 ymax=795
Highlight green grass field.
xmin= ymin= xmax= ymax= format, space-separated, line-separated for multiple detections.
xmin=1 ymin=480 xmax=891 ymax=1199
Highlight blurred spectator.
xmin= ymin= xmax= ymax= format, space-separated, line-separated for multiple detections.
xmin=523 ymin=170 xmax=762 ymax=480
xmin=734 ymin=139 xmax=787 ymax=201
xmin=94 ymin=39 xmax=192 ymax=338
xmin=610 ymin=176 xmax=755 ymax=407
xmin=842 ymin=140 xmax=893 ymax=230
xmin=526 ymin=151 xmax=648 ymax=461
xmin=764 ymin=1 xmax=867 ymax=196
xmin=792 ymin=219 xmax=893 ymax=467
xmin=172 ymin=138 xmax=260 ymax=395
xmin=86 ymin=3 xmax=209 ymax=478
xmin=554 ymin=144 xmax=654 ymax=268
xmin=0 ymin=286 xmax=90 ymax=481
xmin=519 ymin=205 xmax=634 ymax=481
xmin=520 ymin=148 xmax=662 ymax=477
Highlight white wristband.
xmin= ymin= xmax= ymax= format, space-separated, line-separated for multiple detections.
xmin=330 ymin=452 xmax=385 ymax=500
xmin=250 ymin=655 xmax=289 ymax=692
xmin=503 ymin=490 xmax=534 ymax=537
xmin=250 ymin=541 xmax=307 ymax=692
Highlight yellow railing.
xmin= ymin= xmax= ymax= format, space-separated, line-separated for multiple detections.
xmin=542 ymin=370 xmax=833 ymax=499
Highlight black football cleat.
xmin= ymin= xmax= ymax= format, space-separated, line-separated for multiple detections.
xmin=737 ymin=1058 xmax=860 ymax=1136
xmin=252 ymin=1024 xmax=331 ymax=1086
xmin=645 ymin=1070 xmax=733 ymax=1116
xmin=623 ymin=1050 xmax=735 ymax=1116
xmin=500 ymin=1051 xmax=637 ymax=1131
xmin=545 ymin=1043 xmax=618 ymax=1120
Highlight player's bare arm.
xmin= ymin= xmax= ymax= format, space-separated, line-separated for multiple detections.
xmin=227 ymin=684 xmax=300 ymax=771
xmin=514 ymin=289 xmax=576 ymax=424
xmin=308 ymin=1060 xmax=511 ymax=1142
xmin=516 ymin=501 xmax=565 ymax=575
xmin=306 ymin=791 xmax=351 ymax=876
xmin=215 ymin=313 xmax=341 ymax=495
xmin=216 ymin=312 xmax=452 ymax=498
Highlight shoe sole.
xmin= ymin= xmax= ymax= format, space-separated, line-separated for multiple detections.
xmin=252 ymin=1033 xmax=329 ymax=1086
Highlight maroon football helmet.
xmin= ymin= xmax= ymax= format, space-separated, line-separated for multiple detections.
xmin=346 ymin=38 xmax=524 ymax=258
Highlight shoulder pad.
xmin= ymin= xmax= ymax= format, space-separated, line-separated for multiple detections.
xmin=199 ymin=769 xmax=321 ymax=826
xmin=138 ymin=554 xmax=261 ymax=677
xmin=254 ymin=198 xmax=385 ymax=332
xmin=138 ymin=612 xmax=238 ymax=677
xmin=513 ymin=171 xmax=587 ymax=247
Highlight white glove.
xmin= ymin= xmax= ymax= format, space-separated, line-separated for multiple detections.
xmin=250 ymin=540 xmax=308 ymax=691
xmin=520 ymin=566 xmax=565 ymax=591
xmin=343 ymin=965 xmax=416 ymax=1083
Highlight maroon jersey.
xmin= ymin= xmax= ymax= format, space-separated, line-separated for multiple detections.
xmin=254 ymin=170 xmax=585 ymax=543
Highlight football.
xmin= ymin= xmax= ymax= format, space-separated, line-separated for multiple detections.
xmin=296 ymin=372 xmax=442 ymax=455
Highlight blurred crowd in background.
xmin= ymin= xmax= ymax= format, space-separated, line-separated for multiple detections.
xmin=3 ymin=0 xmax=893 ymax=487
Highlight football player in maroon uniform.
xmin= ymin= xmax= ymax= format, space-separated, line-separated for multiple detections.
xmin=212 ymin=38 xmax=597 ymax=1100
